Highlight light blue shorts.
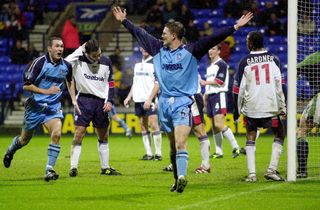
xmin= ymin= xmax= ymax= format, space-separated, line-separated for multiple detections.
xmin=23 ymin=99 xmax=64 ymax=131
xmin=158 ymin=95 xmax=193 ymax=133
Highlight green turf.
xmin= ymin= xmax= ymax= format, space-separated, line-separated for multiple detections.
xmin=0 ymin=134 xmax=319 ymax=210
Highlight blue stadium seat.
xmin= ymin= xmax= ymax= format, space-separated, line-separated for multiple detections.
xmin=0 ymin=38 xmax=8 ymax=48
xmin=218 ymin=18 xmax=235 ymax=27
xmin=0 ymin=66 xmax=5 ymax=73
xmin=267 ymin=36 xmax=287 ymax=44
xmin=297 ymin=77 xmax=312 ymax=99
xmin=211 ymin=9 xmax=223 ymax=17
xmin=0 ymin=74 xmax=7 ymax=83
xmin=191 ymin=9 xmax=212 ymax=18
xmin=5 ymin=64 xmax=20 ymax=73
xmin=0 ymin=56 xmax=11 ymax=64
xmin=193 ymin=18 xmax=209 ymax=30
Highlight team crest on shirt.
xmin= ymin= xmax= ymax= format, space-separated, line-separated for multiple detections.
xmin=176 ymin=53 xmax=182 ymax=61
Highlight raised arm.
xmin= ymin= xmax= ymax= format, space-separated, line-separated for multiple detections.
xmin=112 ymin=6 xmax=162 ymax=56
xmin=190 ymin=12 xmax=253 ymax=60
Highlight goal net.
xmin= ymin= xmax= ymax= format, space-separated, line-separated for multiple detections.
xmin=294 ymin=0 xmax=320 ymax=180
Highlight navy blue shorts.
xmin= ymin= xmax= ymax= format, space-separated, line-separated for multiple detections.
xmin=134 ymin=102 xmax=157 ymax=117
xmin=206 ymin=92 xmax=227 ymax=118
xmin=244 ymin=116 xmax=280 ymax=132
xmin=75 ymin=93 xmax=110 ymax=128
xmin=244 ymin=116 xmax=285 ymax=139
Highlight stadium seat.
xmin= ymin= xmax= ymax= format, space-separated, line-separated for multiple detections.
xmin=297 ymin=77 xmax=312 ymax=99
xmin=193 ymin=18 xmax=209 ymax=30
xmin=0 ymin=56 xmax=11 ymax=64
xmin=0 ymin=38 xmax=8 ymax=48
xmin=267 ymin=36 xmax=287 ymax=44
xmin=5 ymin=65 xmax=20 ymax=73
xmin=218 ymin=18 xmax=236 ymax=27
xmin=211 ymin=9 xmax=223 ymax=17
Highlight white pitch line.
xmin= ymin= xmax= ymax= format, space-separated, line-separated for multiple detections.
xmin=170 ymin=183 xmax=285 ymax=210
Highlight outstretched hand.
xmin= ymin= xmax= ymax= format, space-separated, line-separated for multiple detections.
xmin=112 ymin=6 xmax=126 ymax=22
xmin=235 ymin=12 xmax=254 ymax=29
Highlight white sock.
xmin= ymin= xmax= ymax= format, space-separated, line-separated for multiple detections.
xmin=256 ymin=128 xmax=260 ymax=141
xmin=199 ymin=137 xmax=210 ymax=169
xmin=223 ymin=127 xmax=239 ymax=150
xmin=246 ymin=141 xmax=256 ymax=175
xmin=70 ymin=145 xmax=82 ymax=169
xmin=142 ymin=133 xmax=153 ymax=156
xmin=268 ymin=141 xmax=283 ymax=171
xmin=98 ymin=142 xmax=110 ymax=169
xmin=152 ymin=131 xmax=162 ymax=156
xmin=214 ymin=132 xmax=223 ymax=155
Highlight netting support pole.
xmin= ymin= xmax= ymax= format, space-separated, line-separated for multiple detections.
xmin=287 ymin=0 xmax=297 ymax=182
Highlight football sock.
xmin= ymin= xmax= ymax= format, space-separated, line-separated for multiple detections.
xmin=142 ymin=132 xmax=153 ymax=156
xmin=152 ymin=131 xmax=162 ymax=156
xmin=214 ymin=132 xmax=223 ymax=155
xmin=70 ymin=141 xmax=82 ymax=169
xmin=246 ymin=140 xmax=256 ymax=175
xmin=268 ymin=138 xmax=283 ymax=171
xmin=223 ymin=127 xmax=239 ymax=150
xmin=199 ymin=135 xmax=210 ymax=168
xmin=176 ymin=150 xmax=188 ymax=177
xmin=117 ymin=118 xmax=129 ymax=131
xmin=98 ymin=140 xmax=110 ymax=169
xmin=256 ymin=128 xmax=260 ymax=140
xmin=46 ymin=143 xmax=61 ymax=171
xmin=6 ymin=136 xmax=23 ymax=155
xmin=297 ymin=137 xmax=309 ymax=173
xmin=170 ymin=149 xmax=178 ymax=180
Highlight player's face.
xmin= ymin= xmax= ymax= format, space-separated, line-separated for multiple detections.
xmin=208 ymin=46 xmax=219 ymax=59
xmin=162 ymin=27 xmax=174 ymax=47
xmin=87 ymin=48 xmax=102 ymax=62
xmin=48 ymin=40 xmax=64 ymax=62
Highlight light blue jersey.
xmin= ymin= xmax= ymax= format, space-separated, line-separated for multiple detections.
xmin=122 ymin=19 xmax=236 ymax=132
xmin=153 ymin=46 xmax=198 ymax=97
xmin=22 ymin=53 xmax=72 ymax=131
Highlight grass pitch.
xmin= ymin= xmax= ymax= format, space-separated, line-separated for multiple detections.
xmin=0 ymin=134 xmax=319 ymax=210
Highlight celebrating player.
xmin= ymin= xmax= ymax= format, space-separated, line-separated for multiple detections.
xmin=233 ymin=31 xmax=286 ymax=182
xmin=3 ymin=36 xmax=73 ymax=181
xmin=113 ymin=6 xmax=253 ymax=192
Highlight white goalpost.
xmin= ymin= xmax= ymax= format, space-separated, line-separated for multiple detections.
xmin=288 ymin=0 xmax=320 ymax=181
xmin=287 ymin=0 xmax=298 ymax=182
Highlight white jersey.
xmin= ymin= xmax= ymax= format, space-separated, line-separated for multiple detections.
xmin=197 ymin=74 xmax=202 ymax=94
xmin=132 ymin=56 xmax=156 ymax=102
xmin=205 ymin=58 xmax=229 ymax=94
xmin=65 ymin=46 xmax=114 ymax=103
xmin=233 ymin=50 xmax=286 ymax=118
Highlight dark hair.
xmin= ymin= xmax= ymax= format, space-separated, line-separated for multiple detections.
xmin=85 ymin=39 xmax=100 ymax=53
xmin=247 ymin=31 xmax=264 ymax=50
xmin=164 ymin=21 xmax=185 ymax=40
xmin=47 ymin=36 xmax=62 ymax=46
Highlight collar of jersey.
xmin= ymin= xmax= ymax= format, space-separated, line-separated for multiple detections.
xmin=45 ymin=53 xmax=63 ymax=66
xmin=250 ymin=50 xmax=267 ymax=54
